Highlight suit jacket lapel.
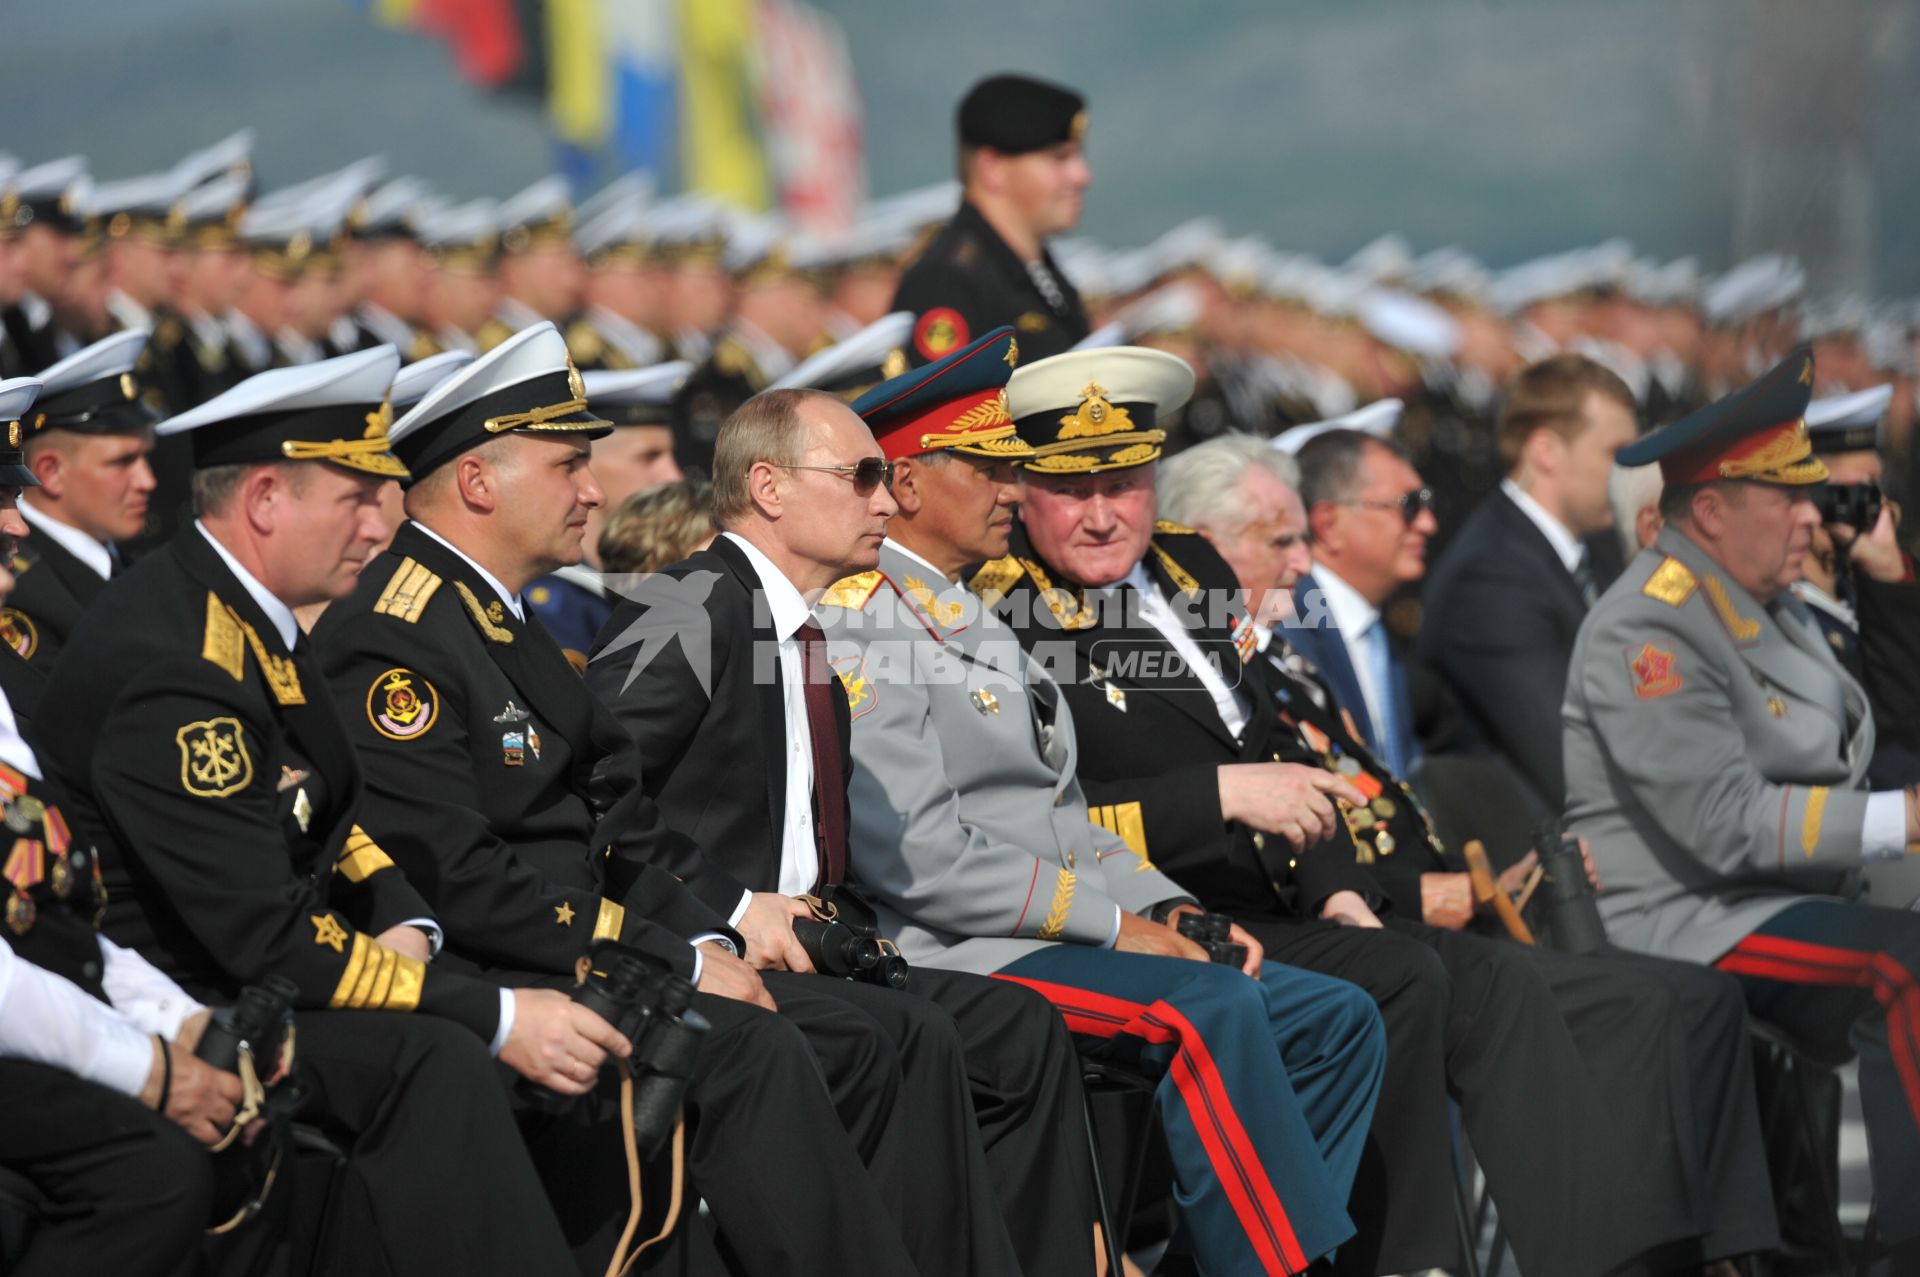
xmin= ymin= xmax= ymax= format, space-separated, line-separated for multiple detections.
xmin=1282 ymin=575 xmax=1373 ymax=750
xmin=1493 ymin=489 xmax=1585 ymax=617
xmin=708 ymin=536 xmax=789 ymax=846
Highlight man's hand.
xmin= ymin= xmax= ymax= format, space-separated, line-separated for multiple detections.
xmin=1115 ymin=911 xmax=1210 ymax=963
xmin=736 ymin=893 xmax=815 ymax=973
xmin=140 ymin=1037 xmax=245 ymax=1146
xmin=174 ymin=1008 xmax=212 ymax=1056
xmin=695 ymin=941 xmax=778 ymax=1011
xmin=1319 ymin=889 xmax=1383 ymax=929
xmin=1421 ymin=872 xmax=1474 ymax=930
xmin=1218 ymin=762 xmax=1367 ymax=848
xmin=500 ymin=988 xmax=631 ymax=1095
xmin=1838 ymin=503 xmax=1908 ymax=583
xmin=374 ymin=924 xmax=431 ymax=965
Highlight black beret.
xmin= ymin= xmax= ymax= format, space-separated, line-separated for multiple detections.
xmin=957 ymin=74 xmax=1087 ymax=155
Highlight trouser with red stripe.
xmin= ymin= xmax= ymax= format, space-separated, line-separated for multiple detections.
xmin=997 ymin=947 xmax=1385 ymax=1275
xmin=1714 ymin=900 xmax=1920 ymax=1243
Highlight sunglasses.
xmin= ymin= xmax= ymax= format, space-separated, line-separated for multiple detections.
xmin=778 ymin=457 xmax=895 ymax=494
xmin=1338 ymin=486 xmax=1434 ymax=526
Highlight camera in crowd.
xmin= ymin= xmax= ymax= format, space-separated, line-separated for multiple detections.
xmin=1531 ymin=828 xmax=1609 ymax=954
xmin=1815 ymin=481 xmax=1883 ymax=532
xmin=1176 ymin=910 xmax=1249 ymax=968
xmin=536 ymin=940 xmax=711 ymax=1156
xmin=792 ymin=916 xmax=911 ymax=990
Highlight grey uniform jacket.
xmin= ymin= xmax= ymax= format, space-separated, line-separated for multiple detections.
xmin=816 ymin=541 xmax=1189 ymax=975
xmin=1564 ymin=525 xmax=1873 ymax=964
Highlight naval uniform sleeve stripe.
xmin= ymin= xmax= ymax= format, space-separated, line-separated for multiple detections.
xmin=329 ymin=933 xmax=371 ymax=1008
xmin=592 ymin=898 xmax=625 ymax=942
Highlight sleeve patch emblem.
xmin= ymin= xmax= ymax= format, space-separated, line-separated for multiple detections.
xmin=0 ymin=609 xmax=37 ymax=660
xmin=367 ymin=668 xmax=438 ymax=741
xmin=1628 ymin=642 xmax=1683 ymax=700
xmin=831 ymin=653 xmax=876 ymax=720
xmin=177 ymin=717 xmax=253 ymax=798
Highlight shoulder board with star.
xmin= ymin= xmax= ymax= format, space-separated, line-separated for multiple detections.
xmin=967 ymin=554 xmax=1027 ymax=603
xmin=564 ymin=319 xmax=605 ymax=364
xmin=1640 ymin=556 xmax=1697 ymax=608
xmin=372 ymin=557 xmax=443 ymax=624
xmin=819 ymin=571 xmax=883 ymax=610
xmin=474 ymin=319 xmax=516 ymax=353
xmin=712 ymin=336 xmax=757 ymax=381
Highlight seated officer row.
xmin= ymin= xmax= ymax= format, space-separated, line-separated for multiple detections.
xmin=0 ymin=316 xmax=1865 ymax=1273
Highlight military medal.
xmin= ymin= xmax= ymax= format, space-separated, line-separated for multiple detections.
xmin=49 ymin=854 xmax=72 ymax=898
xmin=6 ymin=892 xmax=32 ymax=935
xmin=502 ymin=731 xmax=527 ymax=766
xmin=970 ymin=689 xmax=1001 ymax=715
xmin=1373 ymin=830 xmax=1397 ymax=856
xmin=1766 ymin=697 xmax=1787 ymax=718
xmin=1371 ymin=797 xmax=1397 ymax=820
xmin=1337 ymin=756 xmax=1362 ymax=777
xmin=1350 ymin=807 xmax=1375 ymax=829
xmin=292 ymin=787 xmax=313 ymax=834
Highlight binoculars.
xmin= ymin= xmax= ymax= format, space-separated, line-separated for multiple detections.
xmin=196 ymin=975 xmax=298 ymax=1074
xmin=531 ymin=940 xmax=711 ymax=1156
xmin=1532 ymin=829 xmax=1608 ymax=954
xmin=792 ymin=916 xmax=910 ymax=990
xmin=1815 ymin=481 xmax=1883 ymax=532
xmin=1177 ymin=911 xmax=1249 ymax=968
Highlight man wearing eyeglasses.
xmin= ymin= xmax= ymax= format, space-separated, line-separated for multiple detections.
xmin=583 ymin=385 xmax=1100 ymax=1277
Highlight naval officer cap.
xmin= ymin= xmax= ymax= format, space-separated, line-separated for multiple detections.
xmin=1616 ymin=343 xmax=1825 ymax=487
xmin=1007 ymin=346 xmax=1194 ymax=475
xmin=28 ymin=331 xmax=158 ymax=437
xmin=390 ymin=350 xmax=475 ymax=411
xmin=958 ymin=74 xmax=1087 ymax=155
xmin=4 ymin=157 xmax=91 ymax=237
xmin=853 ymin=324 xmax=1032 ymax=462
xmin=0 ymin=380 xmax=44 ymax=486
xmin=388 ymin=321 xmax=609 ymax=485
xmin=156 ymin=345 xmax=407 ymax=478
xmin=584 ymin=363 xmax=691 ymax=427
xmin=1805 ymin=383 xmax=1893 ymax=456
xmin=767 ymin=311 xmax=914 ymax=399
xmin=1273 ymin=398 xmax=1404 ymax=456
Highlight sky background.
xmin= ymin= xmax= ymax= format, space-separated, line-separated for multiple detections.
xmin=4 ymin=0 xmax=1916 ymax=291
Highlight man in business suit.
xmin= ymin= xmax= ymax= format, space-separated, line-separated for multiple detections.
xmin=1420 ymin=354 xmax=1640 ymax=814
xmin=1569 ymin=345 xmax=1920 ymax=1260
xmin=584 ymin=383 xmax=1093 ymax=1276
xmin=313 ymin=322 xmax=939 ymax=1274
xmin=1163 ymin=432 xmax=1780 ymax=1269
xmin=5 ymin=332 xmax=157 ymax=672
xmin=817 ymin=331 xmax=1387 ymax=1277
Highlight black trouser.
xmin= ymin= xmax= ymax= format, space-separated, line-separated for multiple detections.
xmin=1246 ymin=915 xmax=1698 ymax=1276
xmin=523 ymin=988 xmax=922 ymax=1275
xmin=0 ymin=1060 xmax=212 ymax=1277
xmin=1525 ymin=939 xmax=1780 ymax=1264
xmin=765 ymin=967 xmax=1096 ymax=1277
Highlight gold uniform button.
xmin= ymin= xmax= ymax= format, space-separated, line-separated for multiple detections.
xmin=1251 ymin=832 xmax=1266 ymax=850
xmin=1271 ymin=751 xmax=1282 ymax=761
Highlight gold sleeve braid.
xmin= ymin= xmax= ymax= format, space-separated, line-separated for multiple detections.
xmin=1036 ymin=869 xmax=1077 ymax=940
xmin=593 ymin=898 xmax=626 ymax=941
xmin=328 ymin=932 xmax=425 ymax=1011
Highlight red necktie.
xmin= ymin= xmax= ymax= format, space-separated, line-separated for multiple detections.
xmin=796 ymin=620 xmax=847 ymax=889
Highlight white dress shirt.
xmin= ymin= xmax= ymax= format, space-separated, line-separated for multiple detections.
xmin=720 ymin=532 xmax=819 ymax=916
xmin=1308 ymin=564 xmax=1392 ymax=749
xmin=21 ymin=496 xmax=115 ymax=581
xmin=1106 ymin=562 xmax=1251 ymax=741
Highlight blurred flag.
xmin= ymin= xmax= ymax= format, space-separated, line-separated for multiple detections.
xmin=364 ymin=0 xmax=525 ymax=88
xmin=546 ymin=0 xmax=608 ymax=147
xmin=757 ymin=0 xmax=864 ymax=233
xmin=608 ymin=0 xmax=678 ymax=173
xmin=678 ymin=0 xmax=770 ymax=211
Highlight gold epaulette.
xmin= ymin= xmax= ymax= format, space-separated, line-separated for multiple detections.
xmin=335 ymin=825 xmax=397 ymax=883
xmin=819 ymin=570 xmax=883 ymax=610
xmin=474 ymin=319 xmax=515 ymax=353
xmin=454 ymin=581 xmax=514 ymax=644
xmin=1149 ymin=540 xmax=1201 ymax=598
xmin=373 ymin=557 xmax=441 ymax=624
xmin=968 ymin=555 xmax=1025 ymax=603
xmin=1088 ymin=801 xmax=1152 ymax=867
xmin=565 ymin=319 xmax=604 ymax=364
xmin=1154 ymin=519 xmax=1196 ymax=536
xmin=1642 ymin=556 xmax=1697 ymax=607
xmin=202 ymin=591 xmax=246 ymax=681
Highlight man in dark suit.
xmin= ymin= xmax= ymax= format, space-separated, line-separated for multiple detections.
xmin=1419 ymin=354 xmax=1640 ymax=813
xmin=6 ymin=332 xmax=157 ymax=672
xmin=31 ymin=346 xmax=619 ymax=1272
xmin=890 ymin=74 xmax=1090 ymax=366
xmin=586 ymin=386 xmax=1102 ymax=1276
xmin=1168 ymin=430 xmax=1780 ymax=1270
xmin=313 ymin=322 xmax=937 ymax=1274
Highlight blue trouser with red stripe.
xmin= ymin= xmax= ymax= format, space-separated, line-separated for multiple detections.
xmin=1714 ymin=900 xmax=1920 ymax=1243
xmin=997 ymin=947 xmax=1385 ymax=1275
